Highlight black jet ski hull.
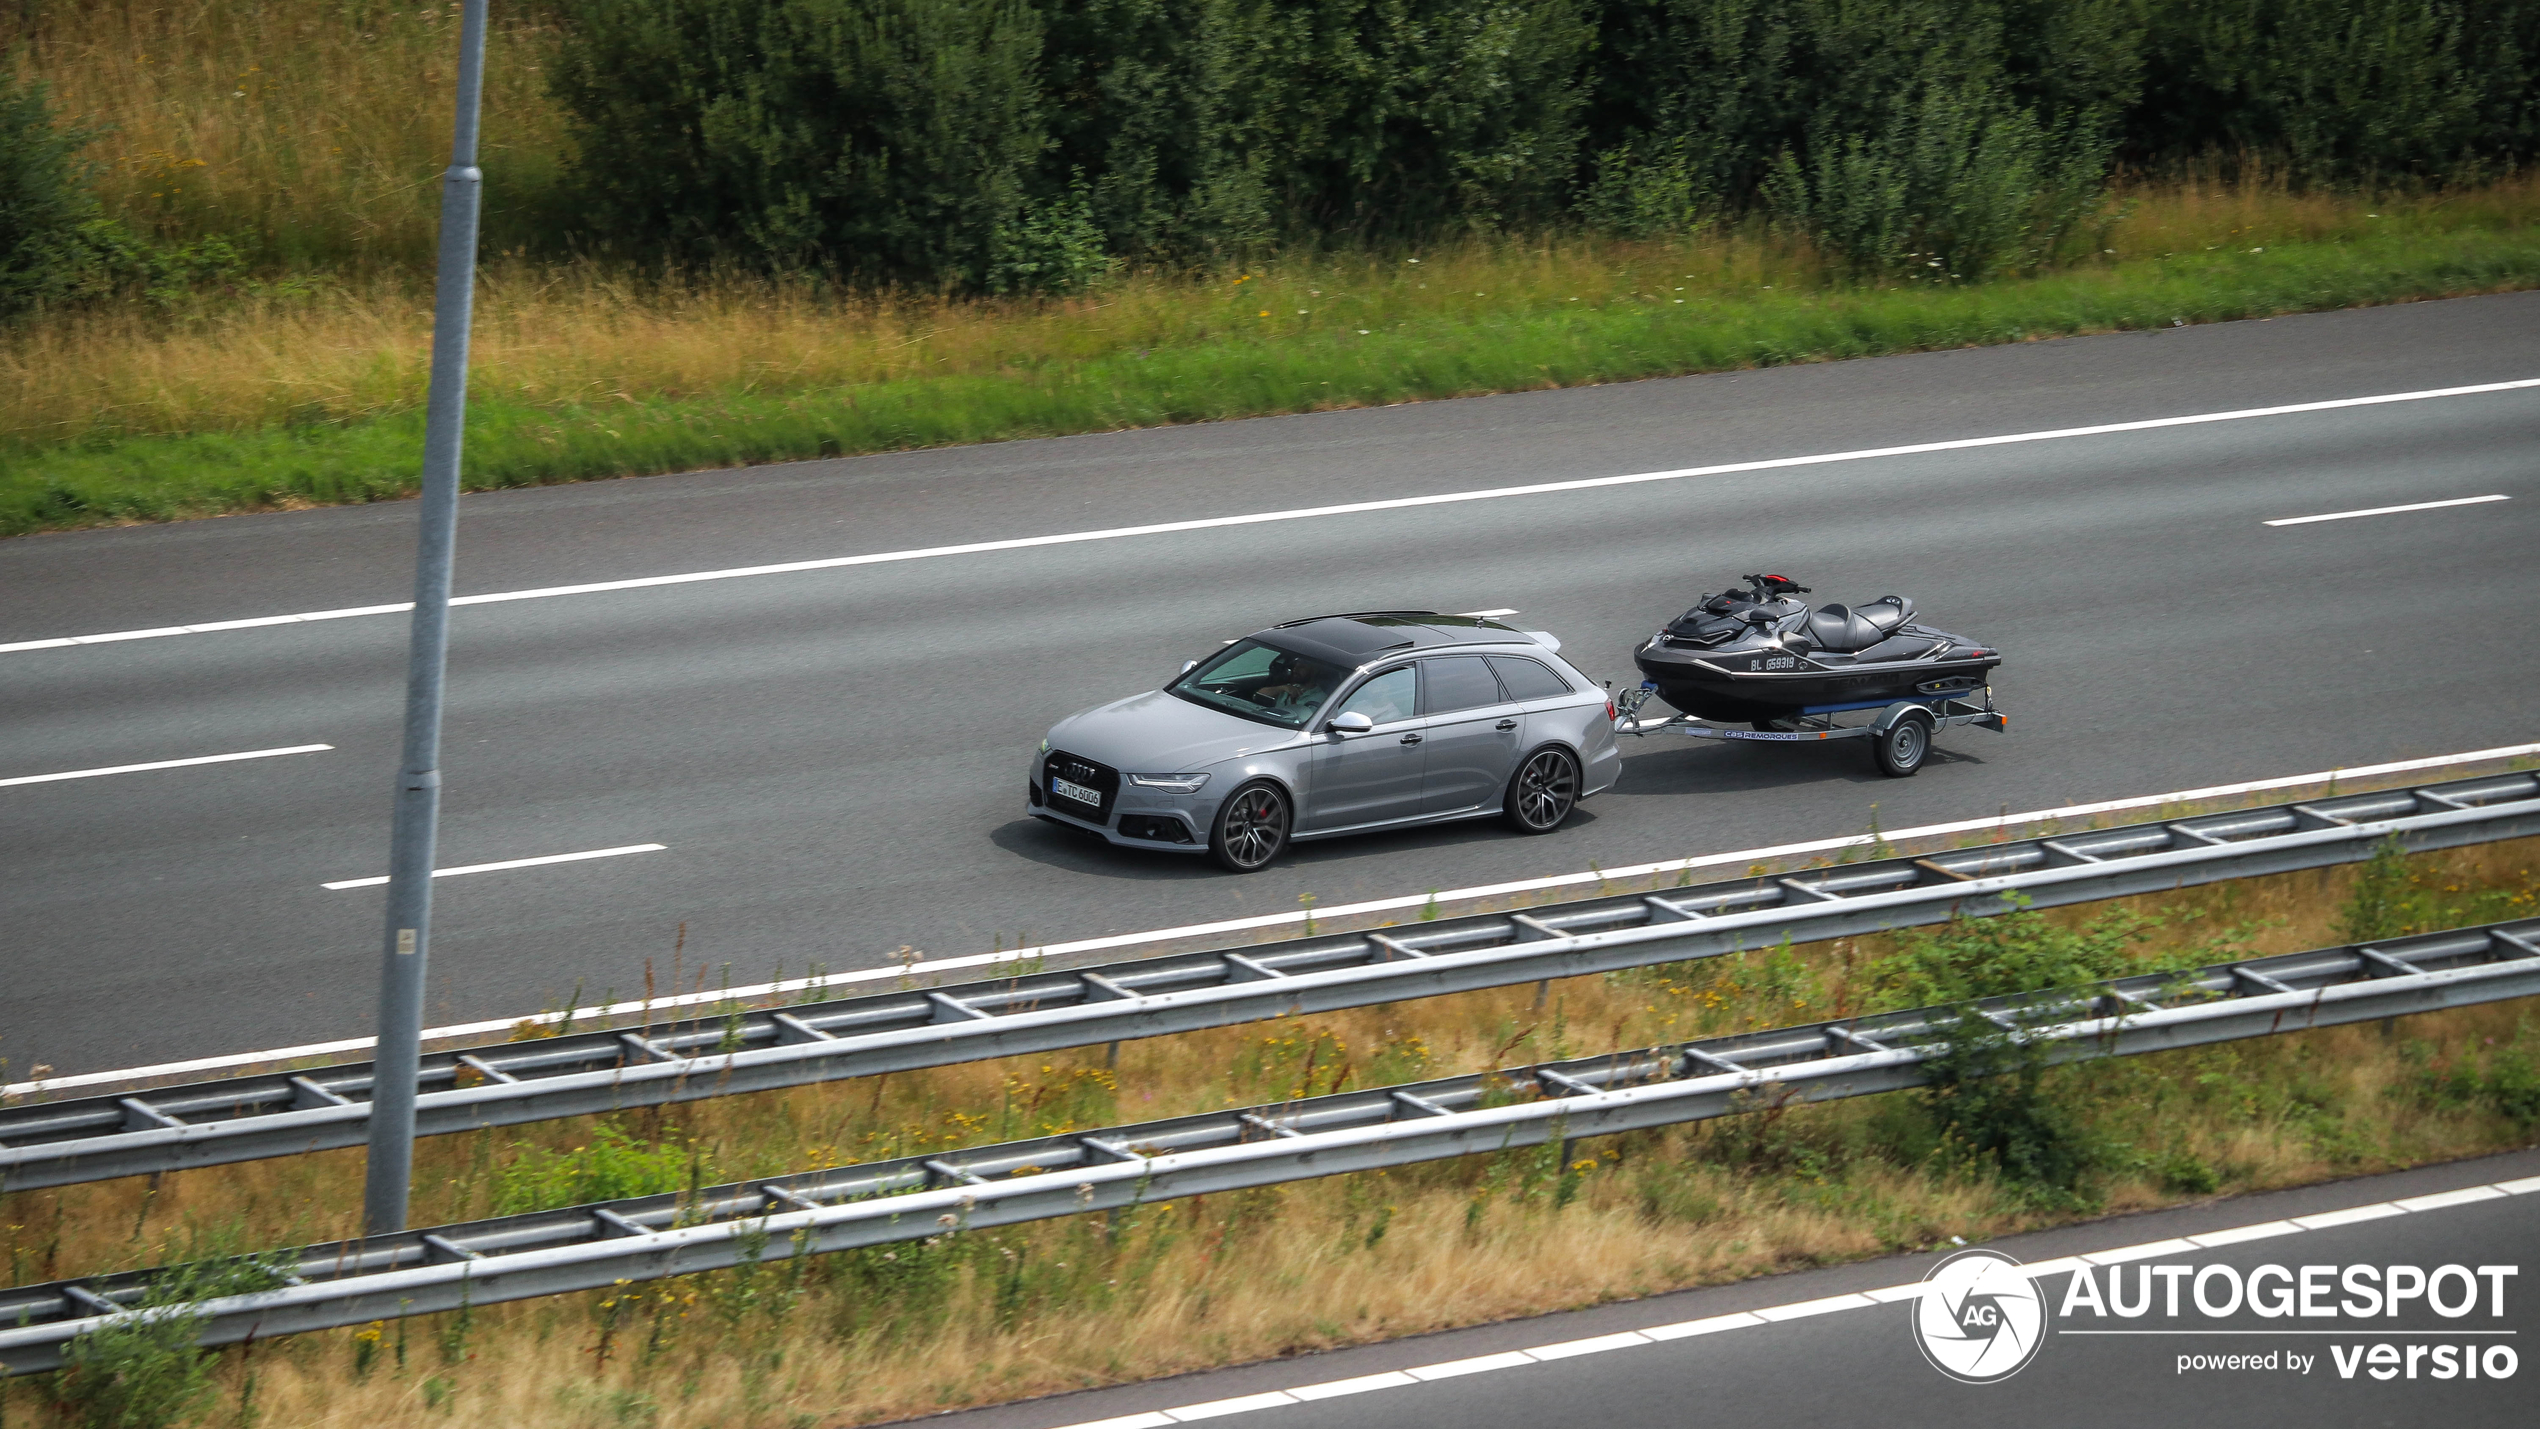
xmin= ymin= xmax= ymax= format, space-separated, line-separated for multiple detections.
xmin=1632 ymin=640 xmax=2001 ymax=723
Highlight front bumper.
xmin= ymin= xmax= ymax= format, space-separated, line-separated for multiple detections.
xmin=1027 ymin=750 xmax=1213 ymax=854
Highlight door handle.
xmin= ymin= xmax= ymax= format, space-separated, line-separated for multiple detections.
xmin=1495 ymin=719 xmax=1519 ymax=731
xmin=1400 ymin=733 xmax=1423 ymax=745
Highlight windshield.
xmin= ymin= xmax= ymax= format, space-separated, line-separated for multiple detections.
xmin=1167 ymin=639 xmax=1346 ymax=730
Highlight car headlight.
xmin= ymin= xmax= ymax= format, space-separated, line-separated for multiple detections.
xmin=1039 ymin=738 xmax=1050 ymax=754
xmin=1127 ymin=772 xmax=1211 ymax=794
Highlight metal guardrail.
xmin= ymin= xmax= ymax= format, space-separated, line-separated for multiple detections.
xmin=4 ymin=771 xmax=2536 ymax=1192
xmin=4 ymin=915 xmax=2534 ymax=1374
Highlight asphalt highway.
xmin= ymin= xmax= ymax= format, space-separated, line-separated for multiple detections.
xmin=4 ymin=293 xmax=2538 ymax=1076
xmin=919 ymin=1149 xmax=2540 ymax=1429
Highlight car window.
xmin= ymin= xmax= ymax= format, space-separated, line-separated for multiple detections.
xmin=1420 ymin=656 xmax=1506 ymax=715
xmin=1487 ymin=655 xmax=1573 ymax=701
xmin=1167 ymin=638 xmax=1346 ymax=730
xmin=1333 ymin=666 xmax=1416 ymax=726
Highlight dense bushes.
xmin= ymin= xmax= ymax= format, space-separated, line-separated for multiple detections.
xmin=552 ymin=0 xmax=1601 ymax=285
xmin=11 ymin=1 xmax=2539 ymax=297
xmin=0 ymin=72 xmax=97 ymax=316
xmin=543 ymin=0 xmax=2540 ymax=289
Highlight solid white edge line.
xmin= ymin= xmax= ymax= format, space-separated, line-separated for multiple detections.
xmin=10 ymin=740 xmax=2538 ymax=1100
xmin=1163 ymin=1391 xmax=1299 ymax=1421
xmin=319 ymin=843 xmax=667 ymax=891
xmin=1286 ymin=1371 xmax=1418 ymax=1401
xmin=1752 ymin=1293 xmax=1879 ymax=1321
xmin=2393 ymin=1186 xmax=2508 ymax=1212
xmin=2289 ymin=1203 xmax=2408 ymax=1231
xmin=1405 ymin=1351 xmax=1535 ymax=1380
xmin=1641 ymin=1311 xmax=1767 ymax=1341
xmin=0 ymin=744 xmax=334 ymax=788
xmin=2082 ymin=1238 xmax=2201 ymax=1266
xmin=2185 ymin=1221 xmax=2301 ymax=1247
xmin=1523 ymin=1330 xmax=1653 ymax=1360
xmin=1033 ymin=1177 xmax=2531 ymax=1429
xmin=2264 ymin=494 xmax=2511 ymax=526
xmin=10 ymin=378 xmax=2537 ymax=657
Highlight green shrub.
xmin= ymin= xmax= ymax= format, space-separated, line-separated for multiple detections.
xmin=551 ymin=0 xmax=1050 ymax=285
xmin=2334 ymin=837 xmax=2415 ymax=944
xmin=988 ymin=179 xmax=1114 ymax=293
xmin=0 ymin=69 xmax=101 ymax=318
xmin=1865 ymin=902 xmax=2160 ymax=1011
xmin=1866 ymin=904 xmax=2180 ymax=1201
xmin=2409 ymin=1026 xmax=2540 ymax=1126
xmin=2133 ymin=0 xmax=2487 ymax=182
xmin=49 ymin=1256 xmax=291 ymax=1429
xmin=492 ymin=1123 xmax=708 ymax=1214
xmin=1765 ymin=79 xmax=2108 ymax=282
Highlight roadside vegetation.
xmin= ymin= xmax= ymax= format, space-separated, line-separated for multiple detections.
xmin=6 ymin=1 xmax=2540 ymax=536
xmin=3 ymin=832 xmax=2534 ymax=1429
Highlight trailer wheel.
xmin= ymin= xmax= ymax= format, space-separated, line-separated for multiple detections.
xmin=1872 ymin=711 xmax=1932 ymax=777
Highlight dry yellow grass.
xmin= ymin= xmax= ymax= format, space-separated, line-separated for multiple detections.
xmin=5 ymin=0 xmax=568 ymax=268
xmin=7 ymin=170 xmax=2537 ymax=447
xmin=4 ymin=840 xmax=2534 ymax=1427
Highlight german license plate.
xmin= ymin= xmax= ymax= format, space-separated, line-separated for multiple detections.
xmin=1050 ymin=775 xmax=1100 ymax=808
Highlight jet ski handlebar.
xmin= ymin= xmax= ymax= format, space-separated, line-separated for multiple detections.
xmin=1738 ymin=573 xmax=1810 ymax=597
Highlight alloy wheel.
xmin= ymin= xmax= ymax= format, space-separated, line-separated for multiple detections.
xmin=1514 ymin=750 xmax=1578 ymax=830
xmin=1218 ymin=785 xmax=1289 ymax=870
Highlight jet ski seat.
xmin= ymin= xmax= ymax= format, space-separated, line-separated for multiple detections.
xmin=1804 ymin=595 xmax=1916 ymax=653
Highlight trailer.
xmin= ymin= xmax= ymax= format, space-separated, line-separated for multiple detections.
xmin=1611 ymin=683 xmax=2006 ymax=778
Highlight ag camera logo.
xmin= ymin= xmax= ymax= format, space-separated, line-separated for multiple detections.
xmin=1913 ymin=1248 xmax=2047 ymax=1383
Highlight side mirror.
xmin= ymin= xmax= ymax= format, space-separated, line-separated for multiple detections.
xmin=1327 ymin=711 xmax=1373 ymax=734
xmin=1181 ymin=660 xmax=1197 ymax=674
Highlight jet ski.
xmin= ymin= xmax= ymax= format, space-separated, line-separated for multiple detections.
xmin=1632 ymin=574 xmax=2002 ymax=724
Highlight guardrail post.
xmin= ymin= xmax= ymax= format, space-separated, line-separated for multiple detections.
xmin=364 ymin=0 xmax=490 ymax=1238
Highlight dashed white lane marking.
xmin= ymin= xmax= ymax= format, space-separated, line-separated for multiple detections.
xmin=320 ymin=842 xmax=666 ymax=891
xmin=0 ymin=744 xmax=333 ymax=787
xmin=1040 ymin=1174 xmax=2540 ymax=1428
xmin=8 ymin=740 xmax=2537 ymax=1100
xmin=6 ymin=377 xmax=2534 ymax=658
xmin=2265 ymin=493 xmax=2510 ymax=526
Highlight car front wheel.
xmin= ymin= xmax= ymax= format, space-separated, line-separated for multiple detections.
xmin=1209 ymin=780 xmax=1291 ymax=872
xmin=1503 ymin=747 xmax=1580 ymax=834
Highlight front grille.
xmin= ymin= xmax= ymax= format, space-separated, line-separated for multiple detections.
xmin=1041 ymin=750 xmax=1121 ymax=819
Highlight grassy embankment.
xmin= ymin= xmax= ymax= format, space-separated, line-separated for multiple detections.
xmin=3 ymin=835 xmax=2535 ymax=1428
xmin=9 ymin=7 xmax=2540 ymax=537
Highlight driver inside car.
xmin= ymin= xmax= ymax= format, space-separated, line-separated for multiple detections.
xmin=1252 ymin=653 xmax=1335 ymax=717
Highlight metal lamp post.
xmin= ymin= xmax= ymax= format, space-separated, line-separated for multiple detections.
xmin=364 ymin=0 xmax=491 ymax=1236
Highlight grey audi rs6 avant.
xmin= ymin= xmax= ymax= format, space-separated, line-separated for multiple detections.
xmin=1029 ymin=612 xmax=1623 ymax=872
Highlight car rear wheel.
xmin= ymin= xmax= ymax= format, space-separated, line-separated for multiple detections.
xmin=1503 ymin=747 xmax=1580 ymax=834
xmin=1209 ymin=780 xmax=1291 ymax=872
